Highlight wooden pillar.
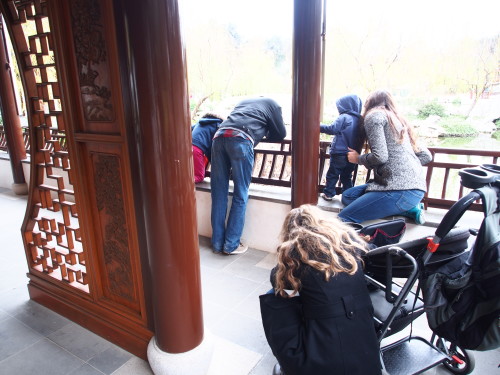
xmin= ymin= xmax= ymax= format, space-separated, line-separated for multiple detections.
xmin=118 ymin=0 xmax=203 ymax=354
xmin=0 ymin=17 xmax=27 ymax=193
xmin=291 ymin=0 xmax=323 ymax=208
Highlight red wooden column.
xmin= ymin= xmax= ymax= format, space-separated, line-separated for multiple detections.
xmin=0 ymin=17 xmax=27 ymax=194
xmin=291 ymin=0 xmax=323 ymax=208
xmin=118 ymin=0 xmax=204 ymax=355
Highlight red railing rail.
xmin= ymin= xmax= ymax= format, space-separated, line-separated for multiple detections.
xmin=424 ymin=147 xmax=499 ymax=211
xmin=1 ymin=128 xmax=498 ymax=211
xmin=205 ymin=140 xmax=367 ymax=189
xmin=206 ymin=140 xmax=499 ymax=212
xmin=0 ymin=125 xmax=6 ymax=151
xmin=0 ymin=125 xmax=67 ymax=154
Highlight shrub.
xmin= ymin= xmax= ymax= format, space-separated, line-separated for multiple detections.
xmin=439 ymin=115 xmax=477 ymax=136
xmin=417 ymin=102 xmax=446 ymax=119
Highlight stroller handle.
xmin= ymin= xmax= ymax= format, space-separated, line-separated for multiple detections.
xmin=434 ymin=191 xmax=481 ymax=241
xmin=423 ymin=191 xmax=480 ymax=265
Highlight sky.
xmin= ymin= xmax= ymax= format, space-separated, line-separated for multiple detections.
xmin=180 ymin=0 xmax=500 ymax=41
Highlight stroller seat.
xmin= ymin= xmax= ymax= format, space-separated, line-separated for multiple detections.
xmin=370 ymin=283 xmax=424 ymax=338
xmin=363 ymin=227 xmax=470 ymax=339
xmin=364 ymin=227 xmax=470 ymax=280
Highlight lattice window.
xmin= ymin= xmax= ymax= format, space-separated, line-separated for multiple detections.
xmin=6 ymin=0 xmax=89 ymax=293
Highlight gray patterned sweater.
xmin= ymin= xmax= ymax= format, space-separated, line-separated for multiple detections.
xmin=358 ymin=110 xmax=432 ymax=192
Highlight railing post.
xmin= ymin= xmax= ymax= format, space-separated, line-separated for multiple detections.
xmin=0 ymin=17 xmax=27 ymax=195
xmin=291 ymin=0 xmax=322 ymax=208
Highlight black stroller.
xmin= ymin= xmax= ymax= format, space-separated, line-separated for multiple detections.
xmin=269 ymin=164 xmax=499 ymax=375
xmin=364 ymin=164 xmax=500 ymax=374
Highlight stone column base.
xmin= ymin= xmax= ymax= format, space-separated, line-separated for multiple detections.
xmin=147 ymin=330 xmax=215 ymax=375
xmin=12 ymin=182 xmax=28 ymax=195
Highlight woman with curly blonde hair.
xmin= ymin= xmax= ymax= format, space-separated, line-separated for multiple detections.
xmin=261 ymin=205 xmax=381 ymax=375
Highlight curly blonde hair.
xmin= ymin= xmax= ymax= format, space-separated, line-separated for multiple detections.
xmin=274 ymin=205 xmax=368 ymax=298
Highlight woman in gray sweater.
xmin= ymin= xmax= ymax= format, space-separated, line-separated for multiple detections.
xmin=338 ymin=90 xmax=432 ymax=224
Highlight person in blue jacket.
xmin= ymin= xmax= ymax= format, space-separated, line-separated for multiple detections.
xmin=191 ymin=113 xmax=224 ymax=183
xmin=320 ymin=94 xmax=364 ymax=201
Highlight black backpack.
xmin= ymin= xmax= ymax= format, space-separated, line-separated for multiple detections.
xmin=420 ymin=182 xmax=500 ymax=351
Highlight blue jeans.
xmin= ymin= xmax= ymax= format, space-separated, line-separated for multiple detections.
xmin=323 ymin=154 xmax=356 ymax=197
xmin=338 ymin=184 xmax=425 ymax=223
xmin=210 ymin=136 xmax=254 ymax=253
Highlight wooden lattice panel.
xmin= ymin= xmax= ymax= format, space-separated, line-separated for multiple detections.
xmin=5 ymin=0 xmax=88 ymax=292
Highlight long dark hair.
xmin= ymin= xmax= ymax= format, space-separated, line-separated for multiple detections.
xmin=363 ymin=90 xmax=419 ymax=152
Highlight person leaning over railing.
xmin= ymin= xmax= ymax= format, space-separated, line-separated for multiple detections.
xmin=339 ymin=90 xmax=432 ymax=224
xmin=191 ymin=113 xmax=224 ymax=183
xmin=210 ymin=97 xmax=287 ymax=255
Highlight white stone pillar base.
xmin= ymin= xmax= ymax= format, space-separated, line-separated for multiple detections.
xmin=147 ymin=329 xmax=215 ymax=375
xmin=12 ymin=182 xmax=28 ymax=195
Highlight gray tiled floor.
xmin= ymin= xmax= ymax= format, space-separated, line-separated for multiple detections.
xmin=0 ymin=187 xmax=498 ymax=374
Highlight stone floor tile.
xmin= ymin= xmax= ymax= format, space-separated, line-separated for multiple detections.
xmin=48 ymin=322 xmax=114 ymax=361
xmin=12 ymin=299 xmax=72 ymax=336
xmin=111 ymin=357 xmax=154 ymax=375
xmin=87 ymin=345 xmax=133 ymax=375
xmin=0 ymin=317 xmax=42 ymax=360
xmin=0 ymin=338 xmax=84 ymax=375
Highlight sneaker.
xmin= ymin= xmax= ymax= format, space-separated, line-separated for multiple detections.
xmin=223 ymin=243 xmax=248 ymax=255
xmin=320 ymin=192 xmax=333 ymax=201
xmin=415 ymin=205 xmax=426 ymax=225
xmin=403 ymin=203 xmax=426 ymax=225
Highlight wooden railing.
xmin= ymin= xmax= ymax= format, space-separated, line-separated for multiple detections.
xmin=0 ymin=126 xmax=6 ymax=151
xmin=2 ymin=128 xmax=498 ymax=211
xmin=206 ymin=140 xmax=499 ymax=212
xmin=424 ymin=147 xmax=499 ymax=211
xmin=205 ymin=140 xmax=365 ymax=189
xmin=0 ymin=125 xmax=29 ymax=152
xmin=0 ymin=126 xmax=67 ymax=154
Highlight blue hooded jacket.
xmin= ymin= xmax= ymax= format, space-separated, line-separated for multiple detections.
xmin=192 ymin=117 xmax=223 ymax=161
xmin=320 ymin=94 xmax=363 ymax=154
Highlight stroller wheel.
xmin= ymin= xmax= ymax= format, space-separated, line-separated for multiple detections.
xmin=434 ymin=336 xmax=475 ymax=374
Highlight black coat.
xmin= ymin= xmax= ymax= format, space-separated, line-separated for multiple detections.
xmin=261 ymin=264 xmax=382 ymax=375
xmin=219 ymin=97 xmax=287 ymax=145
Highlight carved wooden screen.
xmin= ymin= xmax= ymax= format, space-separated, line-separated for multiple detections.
xmin=2 ymin=0 xmax=89 ymax=292
xmin=1 ymin=0 xmax=151 ymax=356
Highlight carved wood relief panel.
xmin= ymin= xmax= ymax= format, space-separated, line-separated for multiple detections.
xmin=70 ymin=0 xmax=114 ymax=123
xmin=65 ymin=0 xmax=145 ymax=316
xmin=91 ymin=151 xmax=137 ymax=308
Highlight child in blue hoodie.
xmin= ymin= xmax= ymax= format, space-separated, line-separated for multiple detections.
xmin=320 ymin=94 xmax=363 ymax=201
xmin=192 ymin=113 xmax=224 ymax=183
